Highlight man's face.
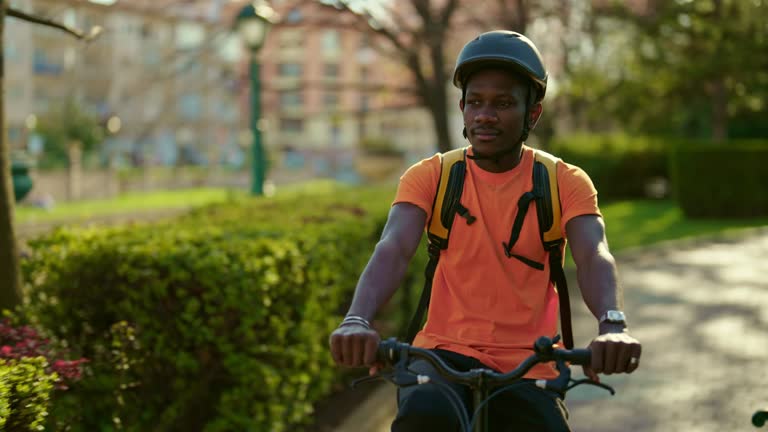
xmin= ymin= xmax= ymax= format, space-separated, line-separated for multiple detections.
xmin=460 ymin=69 xmax=541 ymax=155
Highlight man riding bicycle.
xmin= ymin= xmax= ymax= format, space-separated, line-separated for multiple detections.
xmin=329 ymin=30 xmax=642 ymax=431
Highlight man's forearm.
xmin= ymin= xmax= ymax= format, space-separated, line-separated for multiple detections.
xmin=576 ymin=247 xmax=624 ymax=329
xmin=346 ymin=239 xmax=414 ymax=322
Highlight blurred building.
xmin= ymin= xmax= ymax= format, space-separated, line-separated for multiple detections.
xmin=4 ymin=0 xmax=245 ymax=168
xmin=4 ymin=0 xmax=442 ymax=181
xmin=255 ymin=0 xmax=438 ymax=178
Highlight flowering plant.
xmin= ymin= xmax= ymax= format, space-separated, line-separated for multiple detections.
xmin=0 ymin=317 xmax=88 ymax=390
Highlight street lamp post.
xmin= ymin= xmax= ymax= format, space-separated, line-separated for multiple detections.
xmin=235 ymin=2 xmax=276 ymax=196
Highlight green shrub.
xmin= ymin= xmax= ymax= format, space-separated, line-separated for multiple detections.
xmin=0 ymin=357 xmax=57 ymax=431
xmin=22 ymin=183 xmax=428 ymax=431
xmin=670 ymin=143 xmax=768 ymax=218
xmin=359 ymin=136 xmax=404 ymax=157
xmin=546 ymin=133 xmax=669 ymax=200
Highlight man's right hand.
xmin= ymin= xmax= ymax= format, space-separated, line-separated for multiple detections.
xmin=329 ymin=324 xmax=381 ymax=374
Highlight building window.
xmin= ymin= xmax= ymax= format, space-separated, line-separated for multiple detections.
xmin=144 ymin=47 xmax=161 ymax=66
xmin=176 ymin=22 xmax=205 ymax=50
xmin=324 ymin=63 xmax=340 ymax=79
xmin=279 ymin=30 xmax=303 ymax=49
xmin=141 ymin=23 xmax=153 ymax=39
xmin=7 ymin=86 xmax=24 ymax=100
xmin=324 ymin=93 xmax=339 ymax=108
xmin=33 ymin=49 xmax=63 ymax=75
xmin=278 ymin=63 xmax=303 ymax=77
xmin=286 ymin=8 xmax=303 ymax=23
xmin=280 ymin=118 xmax=304 ymax=133
xmin=279 ymin=91 xmax=303 ymax=109
xmin=321 ymin=30 xmax=340 ymax=54
xmin=4 ymin=43 xmax=21 ymax=63
xmin=362 ymin=33 xmax=373 ymax=49
xmin=178 ymin=93 xmax=202 ymax=119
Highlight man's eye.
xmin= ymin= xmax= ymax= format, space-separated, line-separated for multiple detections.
xmin=497 ymin=101 xmax=511 ymax=108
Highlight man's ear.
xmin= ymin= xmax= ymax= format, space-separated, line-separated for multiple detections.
xmin=529 ymin=103 xmax=543 ymax=128
xmin=459 ymin=98 xmax=465 ymax=112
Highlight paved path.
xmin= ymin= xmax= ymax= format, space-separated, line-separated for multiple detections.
xmin=332 ymin=228 xmax=768 ymax=432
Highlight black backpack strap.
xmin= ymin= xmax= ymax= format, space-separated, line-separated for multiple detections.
xmin=405 ymin=147 xmax=468 ymax=343
xmin=547 ymin=245 xmax=572 ymax=349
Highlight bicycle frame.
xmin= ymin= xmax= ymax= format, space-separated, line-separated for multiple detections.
xmin=354 ymin=336 xmax=614 ymax=432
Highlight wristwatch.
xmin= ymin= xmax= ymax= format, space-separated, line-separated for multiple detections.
xmin=599 ymin=310 xmax=627 ymax=325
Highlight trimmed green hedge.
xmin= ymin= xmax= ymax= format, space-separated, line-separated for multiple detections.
xmin=547 ymin=133 xmax=669 ymax=200
xmin=670 ymin=143 xmax=768 ymax=218
xmin=0 ymin=357 xmax=57 ymax=431
xmin=21 ymin=183 xmax=428 ymax=431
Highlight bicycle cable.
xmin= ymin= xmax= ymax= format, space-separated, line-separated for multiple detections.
xmin=467 ymin=381 xmax=531 ymax=431
xmin=405 ymin=363 xmax=471 ymax=431
xmin=428 ymin=379 xmax=471 ymax=432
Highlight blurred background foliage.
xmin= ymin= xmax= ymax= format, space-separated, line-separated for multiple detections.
xmin=560 ymin=0 xmax=768 ymax=141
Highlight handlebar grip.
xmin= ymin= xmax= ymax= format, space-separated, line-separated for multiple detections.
xmin=560 ymin=348 xmax=591 ymax=366
xmin=377 ymin=338 xmax=401 ymax=365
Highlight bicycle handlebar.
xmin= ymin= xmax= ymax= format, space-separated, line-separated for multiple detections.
xmin=377 ymin=336 xmax=591 ymax=387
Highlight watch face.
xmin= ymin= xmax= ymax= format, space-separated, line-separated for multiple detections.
xmin=607 ymin=311 xmax=625 ymax=321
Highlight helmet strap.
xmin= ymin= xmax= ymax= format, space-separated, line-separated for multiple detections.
xmin=518 ymin=84 xmax=536 ymax=143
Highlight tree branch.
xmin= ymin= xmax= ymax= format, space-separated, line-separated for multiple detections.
xmin=439 ymin=0 xmax=460 ymax=29
xmin=7 ymin=6 xmax=102 ymax=41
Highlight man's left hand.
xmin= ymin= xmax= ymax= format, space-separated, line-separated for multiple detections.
xmin=583 ymin=328 xmax=642 ymax=382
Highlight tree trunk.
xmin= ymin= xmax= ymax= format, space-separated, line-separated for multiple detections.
xmin=67 ymin=140 xmax=83 ymax=200
xmin=429 ymin=89 xmax=453 ymax=153
xmin=0 ymin=0 xmax=24 ymax=311
xmin=427 ymin=32 xmax=453 ymax=153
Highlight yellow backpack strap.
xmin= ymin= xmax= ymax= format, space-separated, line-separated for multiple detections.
xmin=533 ymin=149 xmax=563 ymax=245
xmin=427 ymin=146 xmax=469 ymax=249
xmin=533 ymin=149 xmax=574 ymax=349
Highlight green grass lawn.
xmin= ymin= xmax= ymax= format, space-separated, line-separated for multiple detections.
xmin=15 ymin=187 xmax=244 ymax=224
xmin=600 ymin=199 xmax=768 ymax=252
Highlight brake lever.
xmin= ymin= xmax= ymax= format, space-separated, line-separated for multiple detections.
xmin=567 ymin=378 xmax=616 ymax=395
xmin=351 ymin=367 xmax=424 ymax=389
xmin=351 ymin=373 xmax=386 ymax=388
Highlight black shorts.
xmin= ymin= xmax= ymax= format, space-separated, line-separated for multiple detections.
xmin=391 ymin=349 xmax=571 ymax=432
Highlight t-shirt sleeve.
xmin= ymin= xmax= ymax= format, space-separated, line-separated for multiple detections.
xmin=392 ymin=153 xmax=441 ymax=225
xmin=557 ymin=160 xmax=602 ymax=237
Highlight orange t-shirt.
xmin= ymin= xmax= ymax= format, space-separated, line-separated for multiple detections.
xmin=393 ymin=145 xmax=601 ymax=379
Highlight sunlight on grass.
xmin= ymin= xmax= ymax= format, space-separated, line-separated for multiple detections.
xmin=15 ymin=188 xmax=244 ymax=223
xmin=601 ymin=200 xmax=768 ymax=252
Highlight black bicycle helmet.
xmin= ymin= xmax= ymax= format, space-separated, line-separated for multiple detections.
xmin=453 ymin=30 xmax=548 ymax=102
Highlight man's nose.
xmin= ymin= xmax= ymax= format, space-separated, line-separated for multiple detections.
xmin=474 ymin=107 xmax=499 ymax=123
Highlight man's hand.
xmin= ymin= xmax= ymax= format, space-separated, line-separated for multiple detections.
xmin=583 ymin=327 xmax=642 ymax=382
xmin=329 ymin=324 xmax=381 ymax=376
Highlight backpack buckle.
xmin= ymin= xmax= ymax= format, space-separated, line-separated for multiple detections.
xmin=427 ymin=243 xmax=442 ymax=258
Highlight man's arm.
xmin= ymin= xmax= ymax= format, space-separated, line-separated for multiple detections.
xmin=329 ymin=203 xmax=426 ymax=369
xmin=566 ymin=214 xmax=642 ymax=377
xmin=346 ymin=203 xmax=427 ymax=320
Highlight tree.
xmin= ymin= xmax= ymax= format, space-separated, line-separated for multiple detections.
xmin=0 ymin=1 xmax=100 ymax=311
xmin=35 ymin=97 xmax=106 ymax=169
xmin=561 ymin=0 xmax=768 ymax=140
xmin=322 ymin=0 xmax=462 ymax=153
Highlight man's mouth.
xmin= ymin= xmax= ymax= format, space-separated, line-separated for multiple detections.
xmin=472 ymin=128 xmax=501 ymax=140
